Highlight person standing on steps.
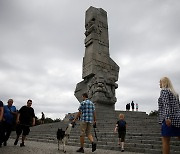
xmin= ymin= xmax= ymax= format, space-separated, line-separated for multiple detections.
xmin=73 ymin=93 xmax=97 ymax=153
xmin=131 ymin=101 xmax=135 ymax=111
xmin=14 ymin=99 xmax=35 ymax=147
xmin=136 ymin=103 xmax=138 ymax=111
xmin=41 ymin=112 xmax=45 ymax=124
xmin=158 ymin=77 xmax=180 ymax=154
xmin=126 ymin=103 xmax=130 ymax=111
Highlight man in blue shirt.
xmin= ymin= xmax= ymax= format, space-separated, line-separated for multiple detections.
xmin=73 ymin=93 xmax=97 ymax=153
xmin=3 ymin=99 xmax=17 ymax=146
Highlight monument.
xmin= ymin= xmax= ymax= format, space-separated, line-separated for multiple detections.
xmin=74 ymin=6 xmax=119 ymax=114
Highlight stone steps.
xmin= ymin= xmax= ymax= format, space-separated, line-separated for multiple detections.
xmin=11 ymin=135 xmax=179 ymax=154
xmin=11 ymin=131 xmax=179 ymax=145
xmin=10 ymin=111 xmax=180 ymax=153
xmin=11 ymin=129 xmax=180 ymax=148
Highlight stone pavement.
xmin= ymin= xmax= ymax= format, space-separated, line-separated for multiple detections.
xmin=0 ymin=139 xmax=143 ymax=154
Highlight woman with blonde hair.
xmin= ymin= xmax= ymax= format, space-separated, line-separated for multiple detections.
xmin=158 ymin=77 xmax=180 ymax=154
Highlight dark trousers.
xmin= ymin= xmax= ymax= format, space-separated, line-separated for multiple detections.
xmin=0 ymin=122 xmax=5 ymax=144
xmin=3 ymin=122 xmax=13 ymax=142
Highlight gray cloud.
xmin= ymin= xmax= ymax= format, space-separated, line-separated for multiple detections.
xmin=0 ymin=0 xmax=180 ymax=119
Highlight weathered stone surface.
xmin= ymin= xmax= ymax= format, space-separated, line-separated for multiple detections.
xmin=74 ymin=6 xmax=119 ymax=111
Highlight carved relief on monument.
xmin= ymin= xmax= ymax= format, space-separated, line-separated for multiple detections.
xmin=84 ymin=8 xmax=109 ymax=48
xmin=87 ymin=75 xmax=117 ymax=104
xmin=85 ymin=18 xmax=98 ymax=36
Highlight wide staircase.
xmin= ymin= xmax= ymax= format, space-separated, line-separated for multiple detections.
xmin=11 ymin=111 xmax=180 ymax=153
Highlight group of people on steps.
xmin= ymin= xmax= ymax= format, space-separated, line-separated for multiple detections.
xmin=0 ymin=77 xmax=180 ymax=154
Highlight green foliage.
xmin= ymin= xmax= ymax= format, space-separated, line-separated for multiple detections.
xmin=35 ymin=117 xmax=62 ymax=125
xmin=149 ymin=110 xmax=158 ymax=116
xmin=35 ymin=116 xmax=41 ymax=125
xmin=53 ymin=118 xmax=61 ymax=122
xmin=44 ymin=118 xmax=54 ymax=123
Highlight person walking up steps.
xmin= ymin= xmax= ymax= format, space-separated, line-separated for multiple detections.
xmin=114 ymin=113 xmax=127 ymax=152
xmin=73 ymin=93 xmax=97 ymax=153
xmin=14 ymin=99 xmax=35 ymax=147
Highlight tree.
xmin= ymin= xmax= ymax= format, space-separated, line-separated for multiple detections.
xmin=149 ymin=110 xmax=158 ymax=116
xmin=44 ymin=117 xmax=54 ymax=123
xmin=53 ymin=118 xmax=61 ymax=122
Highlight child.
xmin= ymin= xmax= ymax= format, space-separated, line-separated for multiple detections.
xmin=114 ymin=113 xmax=127 ymax=152
xmin=136 ymin=103 xmax=138 ymax=111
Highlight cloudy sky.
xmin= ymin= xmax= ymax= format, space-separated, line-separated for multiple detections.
xmin=1 ymin=0 xmax=180 ymax=119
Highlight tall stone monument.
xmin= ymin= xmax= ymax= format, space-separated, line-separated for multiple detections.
xmin=74 ymin=6 xmax=119 ymax=114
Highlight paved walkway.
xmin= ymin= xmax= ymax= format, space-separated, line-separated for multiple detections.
xmin=0 ymin=139 xmax=143 ymax=154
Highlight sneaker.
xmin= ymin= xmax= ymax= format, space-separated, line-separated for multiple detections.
xmin=14 ymin=139 xmax=18 ymax=145
xmin=3 ymin=141 xmax=7 ymax=146
xmin=92 ymin=142 xmax=96 ymax=152
xmin=20 ymin=143 xmax=25 ymax=147
xmin=121 ymin=149 xmax=124 ymax=152
xmin=76 ymin=147 xmax=84 ymax=153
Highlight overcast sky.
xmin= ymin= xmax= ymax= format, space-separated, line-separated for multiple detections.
xmin=1 ymin=0 xmax=180 ymax=119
